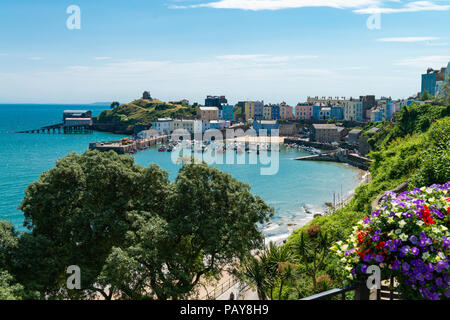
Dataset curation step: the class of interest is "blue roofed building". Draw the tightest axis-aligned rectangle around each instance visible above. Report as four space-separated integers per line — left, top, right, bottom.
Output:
253 120 279 134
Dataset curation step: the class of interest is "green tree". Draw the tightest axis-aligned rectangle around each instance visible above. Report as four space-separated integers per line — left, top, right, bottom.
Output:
99 162 273 300
421 90 431 101
16 150 168 299
290 225 330 293
0 271 24 300
240 255 270 300
110 101 120 109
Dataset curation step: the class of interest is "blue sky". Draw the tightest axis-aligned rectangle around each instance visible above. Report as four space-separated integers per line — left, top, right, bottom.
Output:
0 0 449 105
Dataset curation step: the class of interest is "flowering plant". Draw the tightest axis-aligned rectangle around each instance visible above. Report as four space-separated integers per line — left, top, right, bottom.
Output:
331 182 450 300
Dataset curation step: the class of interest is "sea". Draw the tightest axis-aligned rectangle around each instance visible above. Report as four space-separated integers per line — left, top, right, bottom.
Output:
0 104 363 243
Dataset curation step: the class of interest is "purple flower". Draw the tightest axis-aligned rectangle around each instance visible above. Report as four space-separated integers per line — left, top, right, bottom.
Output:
409 235 418 245
375 255 384 263
392 260 400 270
424 273 433 281
371 210 380 217
402 262 410 271
436 260 448 273
372 234 380 242
411 247 420 256
425 263 434 273
436 277 444 288
361 264 368 274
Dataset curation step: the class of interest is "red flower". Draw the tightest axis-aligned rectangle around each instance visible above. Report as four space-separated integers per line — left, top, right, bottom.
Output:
421 206 435 225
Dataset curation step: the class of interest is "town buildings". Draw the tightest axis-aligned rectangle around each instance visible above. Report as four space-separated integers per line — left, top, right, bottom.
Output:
295 103 313 120
421 66 447 96
198 106 219 122
253 120 279 134
310 124 347 143
152 117 173 135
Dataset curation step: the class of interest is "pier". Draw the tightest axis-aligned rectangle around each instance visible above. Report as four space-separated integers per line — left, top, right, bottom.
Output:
89 135 169 154
16 110 93 134
294 149 373 170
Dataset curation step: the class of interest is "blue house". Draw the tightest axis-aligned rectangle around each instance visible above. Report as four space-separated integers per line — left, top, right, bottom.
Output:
221 104 234 121
312 105 321 120
253 120 279 134
271 106 280 120
331 106 344 121
421 72 436 96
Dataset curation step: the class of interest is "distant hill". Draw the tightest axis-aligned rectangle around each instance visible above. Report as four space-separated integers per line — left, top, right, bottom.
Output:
93 99 198 134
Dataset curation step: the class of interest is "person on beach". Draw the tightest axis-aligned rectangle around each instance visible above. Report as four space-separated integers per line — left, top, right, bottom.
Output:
229 292 235 300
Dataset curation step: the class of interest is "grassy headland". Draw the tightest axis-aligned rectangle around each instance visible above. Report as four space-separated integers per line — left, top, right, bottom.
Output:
93 99 198 134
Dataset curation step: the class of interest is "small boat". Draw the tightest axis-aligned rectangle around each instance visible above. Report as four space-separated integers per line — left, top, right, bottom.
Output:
158 145 167 152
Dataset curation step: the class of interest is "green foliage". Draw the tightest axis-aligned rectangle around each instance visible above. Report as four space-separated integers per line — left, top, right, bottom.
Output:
363 102 450 151
0 270 24 300
95 99 198 133
412 118 450 187
8 151 272 300
289 225 330 293
421 90 431 101
110 101 120 109
281 103 450 298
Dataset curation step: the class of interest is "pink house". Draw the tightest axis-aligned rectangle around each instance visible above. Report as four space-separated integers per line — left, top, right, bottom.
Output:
295 104 313 120
280 105 294 120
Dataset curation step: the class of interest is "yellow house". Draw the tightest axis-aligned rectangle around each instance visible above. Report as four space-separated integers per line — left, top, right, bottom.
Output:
198 107 219 122
244 102 255 121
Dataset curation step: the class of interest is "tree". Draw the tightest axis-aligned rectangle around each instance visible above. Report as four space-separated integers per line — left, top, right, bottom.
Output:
240 255 270 300
0 271 23 300
99 162 274 300
17 150 168 299
421 90 431 101
110 101 120 109
290 225 330 293
14 151 272 300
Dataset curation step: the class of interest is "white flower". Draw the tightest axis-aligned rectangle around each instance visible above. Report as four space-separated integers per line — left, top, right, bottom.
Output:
422 252 430 261
395 212 402 218
395 229 402 235
441 226 448 232
398 220 406 228
399 233 408 241
416 220 424 226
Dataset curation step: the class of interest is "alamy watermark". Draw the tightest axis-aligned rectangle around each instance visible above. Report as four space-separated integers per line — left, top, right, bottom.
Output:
66 265 81 289
366 265 381 290
66 5 81 30
168 128 280 176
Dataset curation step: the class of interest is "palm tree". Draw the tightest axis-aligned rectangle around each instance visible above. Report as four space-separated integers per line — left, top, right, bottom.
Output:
241 255 270 300
290 225 330 293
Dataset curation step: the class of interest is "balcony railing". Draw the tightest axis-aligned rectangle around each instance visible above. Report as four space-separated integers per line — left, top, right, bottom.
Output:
301 276 400 300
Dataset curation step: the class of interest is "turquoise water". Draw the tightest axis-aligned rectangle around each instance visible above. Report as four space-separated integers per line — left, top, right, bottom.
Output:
0 104 362 241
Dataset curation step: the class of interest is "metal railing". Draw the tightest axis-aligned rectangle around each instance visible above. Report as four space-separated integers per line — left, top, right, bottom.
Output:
301 276 400 300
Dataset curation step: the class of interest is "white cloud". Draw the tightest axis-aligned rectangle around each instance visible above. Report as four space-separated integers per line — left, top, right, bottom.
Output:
173 0 381 10
172 0 450 15
354 1 450 14
395 55 450 67
377 36 440 42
